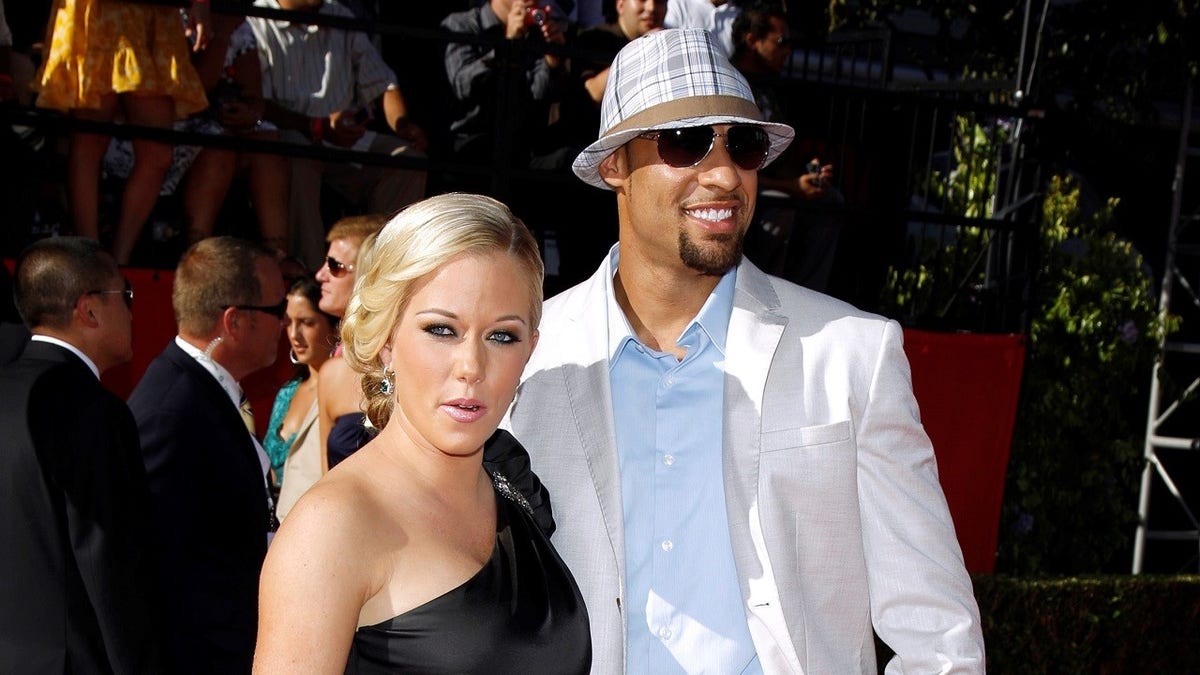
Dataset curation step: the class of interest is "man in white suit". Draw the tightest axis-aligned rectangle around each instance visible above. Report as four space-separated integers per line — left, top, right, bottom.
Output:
505 29 986 673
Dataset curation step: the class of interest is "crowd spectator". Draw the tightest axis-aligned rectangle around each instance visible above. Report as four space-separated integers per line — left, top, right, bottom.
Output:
270 276 339 521
1 237 159 673
314 214 387 471
731 1 842 290
442 0 572 175
506 29 985 672
102 12 290 257
34 0 211 264
128 236 285 673
248 0 428 270
559 0 666 152
664 0 741 56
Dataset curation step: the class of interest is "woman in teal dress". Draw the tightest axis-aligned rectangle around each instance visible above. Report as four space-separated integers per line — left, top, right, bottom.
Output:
264 276 337 520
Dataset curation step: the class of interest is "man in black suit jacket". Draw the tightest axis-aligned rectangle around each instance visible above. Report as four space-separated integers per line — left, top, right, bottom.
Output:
128 237 286 674
0 237 159 674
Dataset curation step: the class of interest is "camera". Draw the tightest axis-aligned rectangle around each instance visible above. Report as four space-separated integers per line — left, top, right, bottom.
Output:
805 160 825 188
524 5 548 27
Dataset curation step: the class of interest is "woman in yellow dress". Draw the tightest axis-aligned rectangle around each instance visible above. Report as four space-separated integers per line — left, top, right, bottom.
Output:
35 0 211 264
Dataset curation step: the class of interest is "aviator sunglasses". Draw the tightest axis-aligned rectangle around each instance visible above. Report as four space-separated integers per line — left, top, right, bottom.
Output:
324 256 356 278
638 125 771 171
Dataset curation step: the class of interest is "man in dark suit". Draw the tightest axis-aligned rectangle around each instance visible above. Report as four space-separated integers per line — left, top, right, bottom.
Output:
129 236 286 674
0 237 160 674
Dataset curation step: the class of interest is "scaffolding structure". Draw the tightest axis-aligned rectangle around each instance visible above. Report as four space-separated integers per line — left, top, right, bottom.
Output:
1133 80 1200 574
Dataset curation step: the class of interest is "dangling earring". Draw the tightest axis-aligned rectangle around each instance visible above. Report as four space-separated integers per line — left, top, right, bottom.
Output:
380 367 394 396
289 349 299 365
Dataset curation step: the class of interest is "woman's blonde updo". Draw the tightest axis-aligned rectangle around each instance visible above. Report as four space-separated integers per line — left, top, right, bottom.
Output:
339 193 544 430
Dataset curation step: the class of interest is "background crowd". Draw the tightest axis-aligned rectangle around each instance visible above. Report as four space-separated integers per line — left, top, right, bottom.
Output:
0 0 838 293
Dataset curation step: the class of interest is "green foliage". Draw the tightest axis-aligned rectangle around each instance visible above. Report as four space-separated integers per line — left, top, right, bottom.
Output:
972 575 1200 673
879 117 1003 325
879 114 1172 573
998 175 1171 574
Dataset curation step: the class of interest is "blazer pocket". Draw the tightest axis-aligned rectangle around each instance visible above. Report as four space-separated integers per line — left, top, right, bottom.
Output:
760 420 852 453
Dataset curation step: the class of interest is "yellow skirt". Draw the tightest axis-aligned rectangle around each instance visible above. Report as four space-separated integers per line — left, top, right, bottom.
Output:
35 0 208 119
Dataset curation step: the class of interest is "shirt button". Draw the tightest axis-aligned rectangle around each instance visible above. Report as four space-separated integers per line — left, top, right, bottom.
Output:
661 539 673 552
665 375 674 386
658 626 672 640
662 454 674 466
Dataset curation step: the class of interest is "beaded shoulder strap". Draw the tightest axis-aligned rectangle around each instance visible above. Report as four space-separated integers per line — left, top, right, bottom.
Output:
489 471 534 517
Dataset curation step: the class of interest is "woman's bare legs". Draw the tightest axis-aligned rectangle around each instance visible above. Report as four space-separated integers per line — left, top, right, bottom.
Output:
182 145 237 245
67 94 120 240
242 131 289 255
111 94 175 265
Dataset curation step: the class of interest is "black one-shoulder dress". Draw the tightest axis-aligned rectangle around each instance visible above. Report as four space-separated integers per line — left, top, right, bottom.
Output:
344 469 591 674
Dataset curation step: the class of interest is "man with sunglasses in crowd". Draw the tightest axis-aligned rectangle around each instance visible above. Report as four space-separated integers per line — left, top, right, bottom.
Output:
505 29 985 673
1 237 160 673
128 236 286 673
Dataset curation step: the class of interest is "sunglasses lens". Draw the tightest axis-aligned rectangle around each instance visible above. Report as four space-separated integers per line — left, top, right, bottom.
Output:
327 257 346 277
656 127 717 168
727 126 771 170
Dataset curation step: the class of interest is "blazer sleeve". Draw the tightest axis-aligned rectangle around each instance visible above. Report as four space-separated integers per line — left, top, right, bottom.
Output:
856 320 986 673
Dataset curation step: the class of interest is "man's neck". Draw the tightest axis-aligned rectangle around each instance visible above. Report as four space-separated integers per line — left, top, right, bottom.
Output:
179 333 245 383
614 258 721 358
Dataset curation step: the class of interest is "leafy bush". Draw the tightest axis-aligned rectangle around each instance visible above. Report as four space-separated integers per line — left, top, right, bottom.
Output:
880 113 1173 573
972 574 1200 674
998 175 1171 574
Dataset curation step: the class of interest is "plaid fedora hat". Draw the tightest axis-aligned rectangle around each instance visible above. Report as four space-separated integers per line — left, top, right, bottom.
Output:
572 29 795 190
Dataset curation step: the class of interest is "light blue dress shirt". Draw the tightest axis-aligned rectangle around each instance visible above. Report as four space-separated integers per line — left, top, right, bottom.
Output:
606 248 762 674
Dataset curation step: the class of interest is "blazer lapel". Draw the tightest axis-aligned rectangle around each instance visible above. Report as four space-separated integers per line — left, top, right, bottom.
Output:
562 266 626 582
722 261 805 673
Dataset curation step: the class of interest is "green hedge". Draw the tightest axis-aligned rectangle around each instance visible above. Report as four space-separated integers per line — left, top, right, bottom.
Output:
974 575 1200 674
876 575 1199 672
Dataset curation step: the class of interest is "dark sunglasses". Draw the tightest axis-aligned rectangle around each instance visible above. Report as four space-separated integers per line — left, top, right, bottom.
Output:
87 281 134 309
223 299 288 320
324 256 355 278
638 125 771 171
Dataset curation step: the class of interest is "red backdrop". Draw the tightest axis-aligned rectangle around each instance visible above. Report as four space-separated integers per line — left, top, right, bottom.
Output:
94 270 1023 574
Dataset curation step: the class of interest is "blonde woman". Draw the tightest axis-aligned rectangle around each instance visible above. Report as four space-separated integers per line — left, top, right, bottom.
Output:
254 194 589 673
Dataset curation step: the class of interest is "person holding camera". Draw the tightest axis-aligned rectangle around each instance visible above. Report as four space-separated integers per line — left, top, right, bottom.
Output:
731 1 843 291
441 0 573 175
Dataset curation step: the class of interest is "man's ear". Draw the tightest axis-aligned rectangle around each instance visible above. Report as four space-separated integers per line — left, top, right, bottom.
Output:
599 148 628 190
75 294 100 328
219 307 240 339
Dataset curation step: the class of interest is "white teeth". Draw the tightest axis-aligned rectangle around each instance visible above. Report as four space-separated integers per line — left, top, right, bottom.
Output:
689 207 733 221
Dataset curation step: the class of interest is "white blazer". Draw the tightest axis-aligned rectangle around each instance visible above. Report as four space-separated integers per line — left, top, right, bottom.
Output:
505 257 985 674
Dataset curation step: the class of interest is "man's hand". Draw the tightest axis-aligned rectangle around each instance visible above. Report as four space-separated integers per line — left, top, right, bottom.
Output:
186 0 212 52
799 159 834 199
505 0 535 40
325 110 367 147
392 118 428 154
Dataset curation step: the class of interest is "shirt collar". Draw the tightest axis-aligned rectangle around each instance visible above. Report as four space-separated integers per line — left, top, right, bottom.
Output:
605 244 737 365
258 0 323 33
30 335 99 379
175 335 243 409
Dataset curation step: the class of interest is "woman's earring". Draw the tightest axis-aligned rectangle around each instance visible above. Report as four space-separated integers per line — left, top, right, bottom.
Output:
289 349 299 365
380 367 394 396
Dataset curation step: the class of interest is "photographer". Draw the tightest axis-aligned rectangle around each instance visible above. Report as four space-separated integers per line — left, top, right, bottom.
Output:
441 0 573 175
731 1 843 291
